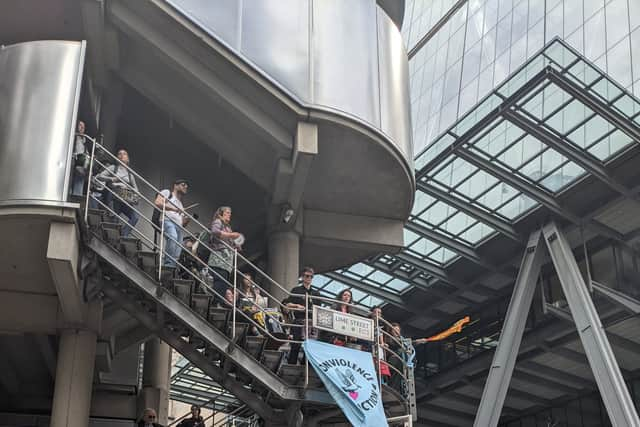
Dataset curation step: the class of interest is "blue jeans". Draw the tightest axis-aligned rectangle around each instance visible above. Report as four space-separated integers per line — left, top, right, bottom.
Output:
71 172 85 196
113 200 139 237
162 219 183 267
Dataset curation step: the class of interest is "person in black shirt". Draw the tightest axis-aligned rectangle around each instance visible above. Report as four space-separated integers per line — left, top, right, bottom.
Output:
283 266 320 364
176 405 204 427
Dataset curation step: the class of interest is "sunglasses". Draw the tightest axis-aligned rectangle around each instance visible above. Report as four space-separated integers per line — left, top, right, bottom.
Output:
303 273 314 278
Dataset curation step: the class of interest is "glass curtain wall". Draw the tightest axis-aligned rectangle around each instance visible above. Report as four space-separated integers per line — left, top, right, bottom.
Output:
404 0 640 155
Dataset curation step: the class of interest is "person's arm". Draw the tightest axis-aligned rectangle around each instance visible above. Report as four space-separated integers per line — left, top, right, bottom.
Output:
129 173 139 192
211 219 240 240
154 190 181 213
283 292 304 310
95 165 115 182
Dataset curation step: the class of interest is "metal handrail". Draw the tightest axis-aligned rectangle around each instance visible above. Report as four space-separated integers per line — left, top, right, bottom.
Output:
79 140 414 406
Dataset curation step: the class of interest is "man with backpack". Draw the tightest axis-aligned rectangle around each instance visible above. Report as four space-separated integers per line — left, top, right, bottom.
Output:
94 148 139 237
154 179 190 268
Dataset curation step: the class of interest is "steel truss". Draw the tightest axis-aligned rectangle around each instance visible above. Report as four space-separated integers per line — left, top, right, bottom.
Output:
473 222 640 427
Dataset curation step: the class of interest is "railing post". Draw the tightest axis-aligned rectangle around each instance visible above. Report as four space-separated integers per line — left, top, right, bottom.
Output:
232 248 238 340
304 291 309 387
158 199 166 282
83 135 97 222
375 315 383 393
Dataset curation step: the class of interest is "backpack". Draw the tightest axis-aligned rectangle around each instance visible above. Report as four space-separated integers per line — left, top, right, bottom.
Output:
152 207 161 231
195 230 211 262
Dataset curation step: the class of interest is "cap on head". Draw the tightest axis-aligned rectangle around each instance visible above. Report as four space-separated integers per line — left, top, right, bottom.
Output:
173 178 188 186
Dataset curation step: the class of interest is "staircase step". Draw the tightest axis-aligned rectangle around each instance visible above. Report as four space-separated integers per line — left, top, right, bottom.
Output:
228 322 249 343
244 336 266 360
120 237 141 258
279 364 306 386
87 209 104 228
208 307 230 331
138 251 158 275
101 222 122 246
262 350 284 373
191 293 211 318
173 279 194 305
204 344 222 362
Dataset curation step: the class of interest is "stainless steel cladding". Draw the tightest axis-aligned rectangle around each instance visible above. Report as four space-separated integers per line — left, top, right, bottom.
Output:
0 40 85 205
166 0 413 166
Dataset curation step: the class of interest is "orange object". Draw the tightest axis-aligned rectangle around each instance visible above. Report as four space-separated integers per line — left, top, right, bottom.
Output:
418 316 470 343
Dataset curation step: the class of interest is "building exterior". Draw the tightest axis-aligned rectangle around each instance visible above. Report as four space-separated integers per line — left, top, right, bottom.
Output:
3 0 640 426
0 0 414 426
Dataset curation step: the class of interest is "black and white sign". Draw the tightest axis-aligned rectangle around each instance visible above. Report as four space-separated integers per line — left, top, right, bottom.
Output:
313 306 374 341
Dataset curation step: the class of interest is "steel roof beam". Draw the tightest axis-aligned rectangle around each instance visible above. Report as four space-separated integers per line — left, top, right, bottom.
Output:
323 271 404 306
404 221 497 271
455 148 626 243
394 252 465 288
503 109 636 199
547 67 640 144
417 181 524 243
416 66 550 178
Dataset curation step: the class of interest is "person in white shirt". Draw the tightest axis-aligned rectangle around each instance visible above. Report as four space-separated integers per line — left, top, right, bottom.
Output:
95 149 139 237
154 179 190 268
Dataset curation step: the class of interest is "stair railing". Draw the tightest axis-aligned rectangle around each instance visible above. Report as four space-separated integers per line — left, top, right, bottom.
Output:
80 140 308 344
79 139 412 402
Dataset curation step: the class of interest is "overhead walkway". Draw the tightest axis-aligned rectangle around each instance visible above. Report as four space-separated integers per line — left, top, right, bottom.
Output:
78 141 414 425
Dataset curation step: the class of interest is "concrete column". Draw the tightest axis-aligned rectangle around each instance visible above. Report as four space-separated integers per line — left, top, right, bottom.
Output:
50 329 98 427
140 338 172 425
267 230 300 304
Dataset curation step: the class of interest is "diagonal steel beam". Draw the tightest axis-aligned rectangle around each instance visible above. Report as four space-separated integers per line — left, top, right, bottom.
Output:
416 66 550 178
503 109 636 198
546 67 640 144
322 272 403 306
404 221 497 271
543 221 640 426
473 231 545 427
417 181 524 243
393 252 465 288
455 147 626 243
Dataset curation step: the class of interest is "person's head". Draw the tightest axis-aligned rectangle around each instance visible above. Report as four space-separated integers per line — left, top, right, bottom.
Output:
339 288 352 304
242 271 253 288
301 266 314 287
141 408 157 424
215 206 232 224
390 322 401 337
190 405 200 418
77 120 85 134
116 148 129 165
224 288 235 304
183 236 194 250
173 179 189 196
371 306 382 319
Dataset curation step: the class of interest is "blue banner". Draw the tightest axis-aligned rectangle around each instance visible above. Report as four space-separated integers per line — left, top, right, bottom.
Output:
304 340 389 427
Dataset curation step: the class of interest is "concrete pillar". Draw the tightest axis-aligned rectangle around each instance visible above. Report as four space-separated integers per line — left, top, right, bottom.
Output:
50 329 98 427
268 230 300 304
140 338 172 425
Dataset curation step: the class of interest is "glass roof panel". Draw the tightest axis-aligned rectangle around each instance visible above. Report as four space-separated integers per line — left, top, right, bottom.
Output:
330 39 640 310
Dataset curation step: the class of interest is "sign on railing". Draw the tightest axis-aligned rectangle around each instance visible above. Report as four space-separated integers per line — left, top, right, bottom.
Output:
312 306 374 341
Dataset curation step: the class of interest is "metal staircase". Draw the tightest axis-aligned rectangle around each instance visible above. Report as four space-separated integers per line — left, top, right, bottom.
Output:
77 139 412 425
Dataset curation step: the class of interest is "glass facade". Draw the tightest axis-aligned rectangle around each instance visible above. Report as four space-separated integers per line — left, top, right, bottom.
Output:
326 0 640 304
404 0 640 155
